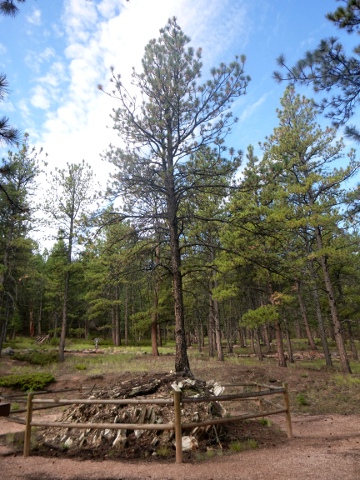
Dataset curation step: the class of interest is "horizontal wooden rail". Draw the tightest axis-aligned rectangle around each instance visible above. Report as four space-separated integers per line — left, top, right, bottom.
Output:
23 383 292 463
32 397 173 406
181 408 287 429
181 388 285 403
29 420 175 431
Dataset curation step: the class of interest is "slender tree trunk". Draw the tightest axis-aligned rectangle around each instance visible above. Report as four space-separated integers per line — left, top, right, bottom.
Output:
249 329 255 354
29 300 35 337
274 318 287 367
208 295 215 358
213 296 223 361
263 324 271 353
59 269 69 362
195 310 203 352
112 285 121 347
309 260 332 366
255 328 263 361
151 245 160 356
294 314 302 339
296 281 317 350
37 295 42 336
124 285 129 346
347 321 359 361
239 327 246 348
315 227 351 374
268 282 286 367
284 318 294 363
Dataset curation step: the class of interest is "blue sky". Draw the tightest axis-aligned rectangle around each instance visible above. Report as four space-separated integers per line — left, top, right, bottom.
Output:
0 0 358 197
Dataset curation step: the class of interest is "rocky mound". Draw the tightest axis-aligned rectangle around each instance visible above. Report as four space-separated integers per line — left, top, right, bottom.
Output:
37 372 231 460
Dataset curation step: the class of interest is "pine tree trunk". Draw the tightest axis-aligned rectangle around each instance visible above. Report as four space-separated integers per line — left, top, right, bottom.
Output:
284 318 294 363
250 329 255 354
309 260 332 366
315 227 351 373
168 217 190 374
213 297 224 361
208 296 215 358
151 246 160 356
263 324 271 353
296 281 317 350
274 318 287 367
37 297 42 336
124 286 129 346
347 321 359 361
255 328 263 361
59 270 69 362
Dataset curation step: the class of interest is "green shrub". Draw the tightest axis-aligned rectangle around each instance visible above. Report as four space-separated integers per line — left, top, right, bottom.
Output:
75 363 87 371
258 418 271 426
13 350 58 366
50 337 60 346
69 328 85 338
296 393 309 406
0 373 55 391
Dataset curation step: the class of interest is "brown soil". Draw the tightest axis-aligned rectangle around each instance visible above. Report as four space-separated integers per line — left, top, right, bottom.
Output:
0 353 360 479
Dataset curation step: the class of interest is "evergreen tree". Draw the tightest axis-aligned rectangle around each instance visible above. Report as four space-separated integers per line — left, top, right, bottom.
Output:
260 86 359 373
274 0 360 140
43 161 98 361
103 17 249 374
0 134 41 353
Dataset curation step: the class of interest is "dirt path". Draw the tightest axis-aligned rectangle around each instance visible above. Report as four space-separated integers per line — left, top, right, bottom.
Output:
1 414 359 480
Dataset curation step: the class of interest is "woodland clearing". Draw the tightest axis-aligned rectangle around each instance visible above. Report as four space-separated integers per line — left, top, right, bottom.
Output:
0 342 359 479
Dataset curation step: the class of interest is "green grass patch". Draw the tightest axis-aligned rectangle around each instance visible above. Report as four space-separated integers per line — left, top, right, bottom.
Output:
155 445 172 458
13 350 58 366
229 439 258 452
333 374 360 386
258 418 271 426
74 363 87 371
0 372 55 391
296 393 309 406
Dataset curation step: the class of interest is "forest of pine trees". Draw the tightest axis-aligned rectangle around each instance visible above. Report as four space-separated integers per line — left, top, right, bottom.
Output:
0 16 360 375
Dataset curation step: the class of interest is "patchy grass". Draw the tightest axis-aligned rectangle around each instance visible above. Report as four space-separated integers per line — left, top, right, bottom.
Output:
229 439 258 452
13 350 58 366
1 336 360 417
0 372 55 391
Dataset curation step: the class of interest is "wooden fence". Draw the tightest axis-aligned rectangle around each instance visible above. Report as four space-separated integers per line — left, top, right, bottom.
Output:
21 382 292 464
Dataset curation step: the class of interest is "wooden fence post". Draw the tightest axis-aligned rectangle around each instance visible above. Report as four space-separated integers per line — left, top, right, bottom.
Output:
282 383 293 438
257 384 264 418
173 391 182 464
24 392 34 457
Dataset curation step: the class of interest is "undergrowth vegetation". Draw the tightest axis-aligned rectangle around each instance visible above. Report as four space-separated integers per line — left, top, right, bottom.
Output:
1 336 360 416
0 372 55 391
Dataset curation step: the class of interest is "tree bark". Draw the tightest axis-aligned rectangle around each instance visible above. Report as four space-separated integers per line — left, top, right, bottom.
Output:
295 281 317 350
309 260 332 366
315 226 351 374
59 269 69 362
167 201 190 373
255 328 263 361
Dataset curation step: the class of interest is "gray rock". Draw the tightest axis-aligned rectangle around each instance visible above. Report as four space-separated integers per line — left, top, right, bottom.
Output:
3 347 14 356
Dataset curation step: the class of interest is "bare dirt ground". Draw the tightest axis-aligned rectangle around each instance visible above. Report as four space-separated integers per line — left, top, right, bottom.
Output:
0 353 360 479
1 413 359 480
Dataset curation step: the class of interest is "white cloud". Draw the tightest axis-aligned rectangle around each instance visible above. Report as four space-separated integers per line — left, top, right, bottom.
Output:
30 85 50 109
26 8 42 26
25 47 56 73
39 61 66 88
30 0 252 209
1 99 15 113
239 94 268 123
